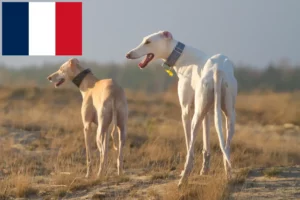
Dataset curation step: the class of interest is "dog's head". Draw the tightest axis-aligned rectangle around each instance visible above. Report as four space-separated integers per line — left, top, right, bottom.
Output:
47 58 82 87
126 31 173 68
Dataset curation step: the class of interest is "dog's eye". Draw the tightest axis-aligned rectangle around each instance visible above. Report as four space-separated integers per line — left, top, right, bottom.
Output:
145 40 151 44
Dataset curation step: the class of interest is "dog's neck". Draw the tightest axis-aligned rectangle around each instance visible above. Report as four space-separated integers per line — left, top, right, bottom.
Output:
73 69 98 98
162 39 209 79
72 69 92 87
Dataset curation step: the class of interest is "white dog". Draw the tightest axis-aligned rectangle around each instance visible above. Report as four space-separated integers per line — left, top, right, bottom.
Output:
47 58 128 178
126 31 237 186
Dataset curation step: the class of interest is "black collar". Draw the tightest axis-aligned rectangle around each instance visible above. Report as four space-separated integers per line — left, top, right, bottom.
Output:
162 42 185 68
72 68 91 87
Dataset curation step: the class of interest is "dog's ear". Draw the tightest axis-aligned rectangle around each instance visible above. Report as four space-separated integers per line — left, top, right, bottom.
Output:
69 58 79 65
68 58 79 72
161 31 173 40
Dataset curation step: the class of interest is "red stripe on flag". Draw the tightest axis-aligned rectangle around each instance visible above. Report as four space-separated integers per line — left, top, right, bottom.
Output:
55 2 82 55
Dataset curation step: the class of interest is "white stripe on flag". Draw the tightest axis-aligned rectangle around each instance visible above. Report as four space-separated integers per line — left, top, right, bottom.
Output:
29 2 55 56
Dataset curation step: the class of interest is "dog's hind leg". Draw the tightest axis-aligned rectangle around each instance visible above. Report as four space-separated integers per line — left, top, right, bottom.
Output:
200 114 211 175
83 122 93 178
96 109 112 177
116 108 127 175
222 93 236 179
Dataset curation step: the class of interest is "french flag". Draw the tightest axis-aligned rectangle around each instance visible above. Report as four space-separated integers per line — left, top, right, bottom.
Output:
2 2 82 56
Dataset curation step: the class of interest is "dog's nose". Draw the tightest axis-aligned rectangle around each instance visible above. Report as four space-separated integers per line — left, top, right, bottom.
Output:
126 53 131 59
47 76 52 81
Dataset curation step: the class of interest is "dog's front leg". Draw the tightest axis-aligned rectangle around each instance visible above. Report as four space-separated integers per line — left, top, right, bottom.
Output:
178 81 194 153
83 123 92 178
179 110 204 187
178 84 212 187
178 81 194 177
180 105 191 153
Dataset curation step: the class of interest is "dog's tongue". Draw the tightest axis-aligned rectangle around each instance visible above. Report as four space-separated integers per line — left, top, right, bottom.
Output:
138 54 152 68
138 57 148 68
55 79 65 87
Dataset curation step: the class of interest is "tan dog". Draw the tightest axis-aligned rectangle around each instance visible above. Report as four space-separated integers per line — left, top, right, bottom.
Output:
47 58 128 178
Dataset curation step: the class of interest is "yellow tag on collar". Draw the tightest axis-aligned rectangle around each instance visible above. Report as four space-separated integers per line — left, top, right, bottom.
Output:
165 69 174 77
162 63 174 77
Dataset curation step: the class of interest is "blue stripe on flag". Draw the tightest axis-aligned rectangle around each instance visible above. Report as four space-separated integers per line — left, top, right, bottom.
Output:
2 2 29 56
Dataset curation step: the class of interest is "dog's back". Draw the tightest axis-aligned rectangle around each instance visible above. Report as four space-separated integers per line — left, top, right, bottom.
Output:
200 54 237 91
91 79 127 124
93 79 127 110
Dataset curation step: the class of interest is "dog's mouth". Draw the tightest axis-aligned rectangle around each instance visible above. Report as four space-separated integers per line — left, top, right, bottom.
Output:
55 78 65 87
138 53 154 68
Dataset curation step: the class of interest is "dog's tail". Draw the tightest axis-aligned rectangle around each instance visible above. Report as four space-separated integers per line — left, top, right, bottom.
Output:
110 98 118 151
213 65 231 168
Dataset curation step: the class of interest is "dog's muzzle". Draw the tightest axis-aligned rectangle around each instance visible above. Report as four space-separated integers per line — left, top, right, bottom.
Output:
126 52 131 59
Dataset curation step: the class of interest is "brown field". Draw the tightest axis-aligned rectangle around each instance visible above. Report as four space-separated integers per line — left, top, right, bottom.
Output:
0 86 300 200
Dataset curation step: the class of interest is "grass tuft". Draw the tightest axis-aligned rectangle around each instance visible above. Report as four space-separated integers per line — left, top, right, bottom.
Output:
263 167 282 177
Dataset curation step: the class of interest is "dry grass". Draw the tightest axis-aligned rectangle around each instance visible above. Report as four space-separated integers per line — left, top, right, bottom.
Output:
150 172 171 181
0 174 38 198
263 167 282 177
14 175 38 198
236 91 300 125
228 167 250 187
0 86 300 199
161 176 229 200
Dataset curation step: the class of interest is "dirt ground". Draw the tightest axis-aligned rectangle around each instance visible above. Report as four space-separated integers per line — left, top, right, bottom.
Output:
231 166 300 200
1 125 300 200
64 166 300 200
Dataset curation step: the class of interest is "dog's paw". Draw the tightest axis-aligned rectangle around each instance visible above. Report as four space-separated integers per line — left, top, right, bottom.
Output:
178 182 183 189
179 169 186 177
117 170 124 176
226 172 232 180
200 168 209 175
113 146 118 151
178 178 188 189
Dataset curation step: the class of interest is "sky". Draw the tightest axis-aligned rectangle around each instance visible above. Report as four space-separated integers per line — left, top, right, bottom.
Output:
0 0 300 68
